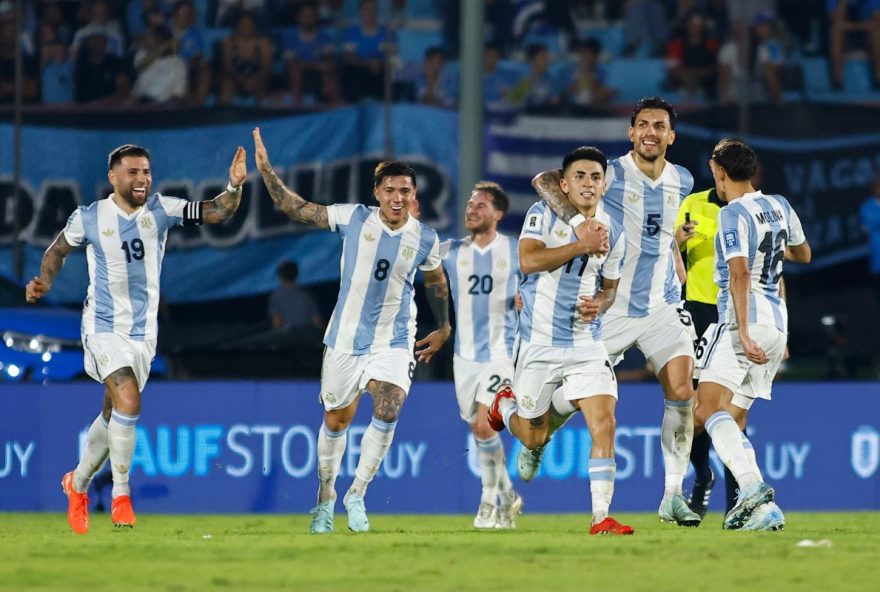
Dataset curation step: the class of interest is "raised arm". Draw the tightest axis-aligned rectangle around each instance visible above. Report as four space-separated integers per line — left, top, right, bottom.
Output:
25 231 77 303
414 264 451 363
202 146 247 224
531 170 608 255
253 127 329 229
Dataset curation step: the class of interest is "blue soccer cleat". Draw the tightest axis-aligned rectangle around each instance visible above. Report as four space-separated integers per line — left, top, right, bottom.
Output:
309 500 335 534
343 492 370 532
743 501 785 531
724 482 775 530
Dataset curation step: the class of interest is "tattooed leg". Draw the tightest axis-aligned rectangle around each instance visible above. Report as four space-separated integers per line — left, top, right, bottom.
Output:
103 367 141 498
348 380 406 496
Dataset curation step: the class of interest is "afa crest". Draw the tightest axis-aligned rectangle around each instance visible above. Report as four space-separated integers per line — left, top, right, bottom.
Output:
402 246 416 261
495 258 508 271
139 217 154 231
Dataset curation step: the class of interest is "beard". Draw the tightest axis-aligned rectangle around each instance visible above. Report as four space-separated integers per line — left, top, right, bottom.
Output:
635 145 661 162
118 185 148 209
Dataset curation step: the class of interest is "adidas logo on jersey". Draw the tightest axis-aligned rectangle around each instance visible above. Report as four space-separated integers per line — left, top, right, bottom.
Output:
364 233 377 242
554 229 568 238
102 229 115 237
627 192 640 203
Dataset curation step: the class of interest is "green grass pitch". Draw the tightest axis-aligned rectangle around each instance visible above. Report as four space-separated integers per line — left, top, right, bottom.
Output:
1 512 878 591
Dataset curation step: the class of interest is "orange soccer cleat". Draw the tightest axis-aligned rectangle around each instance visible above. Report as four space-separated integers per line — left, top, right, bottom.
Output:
487 385 515 432
111 495 136 528
61 471 89 535
589 516 635 535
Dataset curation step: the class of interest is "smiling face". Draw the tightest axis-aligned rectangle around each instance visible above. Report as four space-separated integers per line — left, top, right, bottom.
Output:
464 191 502 234
628 108 675 163
109 155 151 210
560 158 605 213
374 175 415 227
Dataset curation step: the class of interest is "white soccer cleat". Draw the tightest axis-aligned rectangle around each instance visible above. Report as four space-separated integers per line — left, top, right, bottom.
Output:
658 492 702 527
473 502 498 529
517 445 546 482
743 501 785 531
496 491 523 529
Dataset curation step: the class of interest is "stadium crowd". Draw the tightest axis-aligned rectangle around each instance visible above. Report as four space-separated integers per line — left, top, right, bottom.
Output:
1 0 876 110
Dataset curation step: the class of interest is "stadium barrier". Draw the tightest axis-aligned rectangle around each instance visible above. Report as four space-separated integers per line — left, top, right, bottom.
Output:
1 381 878 513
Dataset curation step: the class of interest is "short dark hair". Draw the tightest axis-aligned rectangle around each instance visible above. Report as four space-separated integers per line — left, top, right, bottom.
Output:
472 181 509 214
277 260 299 282
631 96 678 129
108 144 150 170
711 138 758 181
526 43 548 61
374 161 417 188
562 146 607 174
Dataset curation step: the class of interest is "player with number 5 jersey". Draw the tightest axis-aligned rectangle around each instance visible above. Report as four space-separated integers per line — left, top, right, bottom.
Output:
693 138 811 531
441 181 523 529
252 128 451 535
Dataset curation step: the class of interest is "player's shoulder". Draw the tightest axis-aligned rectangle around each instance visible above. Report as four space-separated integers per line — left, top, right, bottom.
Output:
413 217 439 242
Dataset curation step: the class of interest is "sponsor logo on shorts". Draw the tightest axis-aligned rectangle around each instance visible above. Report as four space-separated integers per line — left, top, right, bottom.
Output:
724 230 739 249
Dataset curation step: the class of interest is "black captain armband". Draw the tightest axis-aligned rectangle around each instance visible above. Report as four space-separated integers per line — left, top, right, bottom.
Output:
182 201 203 226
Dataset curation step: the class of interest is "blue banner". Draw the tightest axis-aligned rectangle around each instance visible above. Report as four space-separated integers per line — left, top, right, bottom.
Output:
0 105 458 304
1 381 878 513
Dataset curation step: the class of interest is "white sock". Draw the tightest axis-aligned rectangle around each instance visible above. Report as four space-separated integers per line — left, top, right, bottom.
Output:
73 413 110 493
742 432 763 481
661 399 694 495
706 411 760 487
588 458 615 523
349 417 397 498
316 422 348 503
475 435 502 504
108 409 138 498
500 400 518 436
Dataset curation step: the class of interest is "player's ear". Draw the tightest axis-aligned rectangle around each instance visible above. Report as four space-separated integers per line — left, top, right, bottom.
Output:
107 169 116 186
667 129 676 145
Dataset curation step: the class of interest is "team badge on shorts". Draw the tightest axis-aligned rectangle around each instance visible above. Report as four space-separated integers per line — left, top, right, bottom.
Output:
98 354 110 366
520 396 536 411
724 230 739 249
323 392 337 404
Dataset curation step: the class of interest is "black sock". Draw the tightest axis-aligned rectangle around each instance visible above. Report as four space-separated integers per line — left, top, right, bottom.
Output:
690 431 713 485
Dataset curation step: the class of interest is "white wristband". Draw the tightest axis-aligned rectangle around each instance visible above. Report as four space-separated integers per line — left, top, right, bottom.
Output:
226 181 242 193
570 213 587 228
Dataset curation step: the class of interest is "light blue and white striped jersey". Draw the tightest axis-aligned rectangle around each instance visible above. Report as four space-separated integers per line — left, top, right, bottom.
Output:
518 201 626 347
63 193 192 340
441 233 520 362
324 204 441 355
603 152 694 317
715 191 806 333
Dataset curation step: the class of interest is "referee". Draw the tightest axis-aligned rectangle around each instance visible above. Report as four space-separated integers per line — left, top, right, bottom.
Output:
674 186 735 520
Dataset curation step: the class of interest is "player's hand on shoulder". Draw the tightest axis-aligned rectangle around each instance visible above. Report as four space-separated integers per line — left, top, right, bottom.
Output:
252 127 273 174
513 292 524 312
25 277 48 304
229 145 247 188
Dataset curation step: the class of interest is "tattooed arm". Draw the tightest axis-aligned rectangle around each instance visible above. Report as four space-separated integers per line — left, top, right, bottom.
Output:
414 265 451 363
531 170 609 255
25 231 77 303
202 146 247 224
253 127 330 229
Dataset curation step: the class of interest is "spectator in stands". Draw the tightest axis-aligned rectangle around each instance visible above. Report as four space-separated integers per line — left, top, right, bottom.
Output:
170 0 211 106
414 46 456 107
665 9 720 99
216 0 266 27
0 10 39 104
270 261 323 332
40 0 73 46
622 0 669 57
483 43 517 110
132 25 187 104
281 0 339 106
565 37 614 109
39 24 74 104
861 174 880 312
73 31 131 105
341 0 396 102
127 0 170 47
71 0 124 58
218 10 273 105
829 0 880 90
507 42 561 112
718 11 787 104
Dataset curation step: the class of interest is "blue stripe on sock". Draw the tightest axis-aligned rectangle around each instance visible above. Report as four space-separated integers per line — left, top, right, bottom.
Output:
665 399 693 408
322 423 348 438
588 458 616 482
110 410 139 426
370 417 397 433
705 411 734 435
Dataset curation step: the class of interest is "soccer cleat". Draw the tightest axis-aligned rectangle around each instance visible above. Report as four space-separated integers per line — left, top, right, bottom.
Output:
517 445 546 482
487 385 515 432
111 495 136 528
309 500 335 534
473 502 498 529
723 482 775 530
743 501 785 531
61 471 89 535
687 471 715 519
658 492 702 527
589 516 635 535
496 491 523 530
343 492 370 533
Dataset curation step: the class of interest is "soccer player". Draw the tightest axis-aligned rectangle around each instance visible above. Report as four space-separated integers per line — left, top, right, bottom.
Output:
252 128 451 534
531 97 701 527
25 143 247 534
694 138 810 530
488 146 633 535
441 181 523 529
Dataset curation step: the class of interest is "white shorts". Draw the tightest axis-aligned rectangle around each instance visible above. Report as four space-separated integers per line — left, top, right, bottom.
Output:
453 355 514 423
697 323 787 407
603 303 696 372
513 342 617 420
319 346 415 411
83 333 157 392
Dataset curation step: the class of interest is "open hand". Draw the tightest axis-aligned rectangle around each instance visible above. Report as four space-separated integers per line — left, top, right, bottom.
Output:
252 127 272 174
228 146 247 187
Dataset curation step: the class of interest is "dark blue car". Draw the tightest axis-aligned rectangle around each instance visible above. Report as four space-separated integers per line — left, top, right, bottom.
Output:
0 273 167 383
